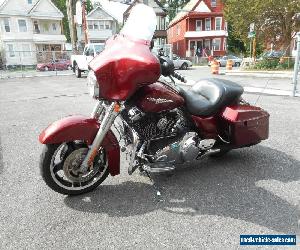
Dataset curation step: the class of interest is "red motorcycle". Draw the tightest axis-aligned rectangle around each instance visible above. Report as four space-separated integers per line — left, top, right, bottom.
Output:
39 5 269 195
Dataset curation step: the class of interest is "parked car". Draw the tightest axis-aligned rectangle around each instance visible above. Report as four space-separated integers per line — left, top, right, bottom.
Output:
71 43 105 78
258 51 284 60
37 59 71 71
172 54 193 70
208 55 242 67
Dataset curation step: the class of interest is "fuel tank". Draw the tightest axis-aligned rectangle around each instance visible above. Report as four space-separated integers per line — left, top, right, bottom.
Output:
134 81 184 113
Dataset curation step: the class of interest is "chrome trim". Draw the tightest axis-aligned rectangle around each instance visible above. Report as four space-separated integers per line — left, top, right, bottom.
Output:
80 102 119 172
91 101 105 119
127 128 140 175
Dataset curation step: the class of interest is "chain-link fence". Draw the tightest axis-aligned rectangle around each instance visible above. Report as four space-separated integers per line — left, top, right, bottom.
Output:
0 50 76 79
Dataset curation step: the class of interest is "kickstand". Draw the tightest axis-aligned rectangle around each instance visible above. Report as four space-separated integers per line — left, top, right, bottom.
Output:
144 170 163 202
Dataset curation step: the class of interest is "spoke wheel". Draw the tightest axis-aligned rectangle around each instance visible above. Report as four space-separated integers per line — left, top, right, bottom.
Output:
40 142 109 195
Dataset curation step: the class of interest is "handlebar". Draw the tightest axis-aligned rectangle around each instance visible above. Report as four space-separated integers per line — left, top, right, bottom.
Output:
172 71 187 83
158 55 187 83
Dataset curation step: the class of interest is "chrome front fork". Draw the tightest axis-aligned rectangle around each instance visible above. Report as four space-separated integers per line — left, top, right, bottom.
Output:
80 101 121 172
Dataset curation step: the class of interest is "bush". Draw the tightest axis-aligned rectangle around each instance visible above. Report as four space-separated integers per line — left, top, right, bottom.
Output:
254 58 279 69
276 58 295 69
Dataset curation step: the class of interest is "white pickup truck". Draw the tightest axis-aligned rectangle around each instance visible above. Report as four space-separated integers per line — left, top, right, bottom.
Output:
71 43 105 78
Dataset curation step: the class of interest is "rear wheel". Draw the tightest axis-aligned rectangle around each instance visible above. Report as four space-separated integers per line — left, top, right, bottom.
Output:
75 64 82 78
40 142 109 195
44 66 49 71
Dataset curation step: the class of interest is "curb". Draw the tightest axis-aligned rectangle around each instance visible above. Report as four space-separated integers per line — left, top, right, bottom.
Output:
225 71 294 79
180 81 299 97
0 72 74 79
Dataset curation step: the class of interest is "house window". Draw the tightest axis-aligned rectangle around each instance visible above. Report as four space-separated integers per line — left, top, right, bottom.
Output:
33 21 40 33
7 44 15 57
157 16 165 30
99 21 104 30
52 23 57 31
22 44 31 57
18 20 27 32
105 21 110 30
213 38 221 50
211 0 217 7
43 23 49 32
94 21 99 30
215 17 222 31
4 18 10 32
27 0 33 4
204 39 210 49
177 25 180 35
196 20 202 31
88 21 93 30
205 18 211 31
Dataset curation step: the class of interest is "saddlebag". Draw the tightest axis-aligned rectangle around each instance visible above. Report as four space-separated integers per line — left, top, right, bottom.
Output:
221 105 269 147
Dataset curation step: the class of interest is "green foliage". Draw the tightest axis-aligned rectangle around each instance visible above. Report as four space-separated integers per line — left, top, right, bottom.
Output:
254 58 279 69
52 0 93 43
52 0 70 42
160 0 190 21
223 0 300 55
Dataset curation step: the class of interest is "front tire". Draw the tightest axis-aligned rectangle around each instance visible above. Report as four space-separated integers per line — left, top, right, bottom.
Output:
40 143 109 195
75 64 82 78
181 63 188 70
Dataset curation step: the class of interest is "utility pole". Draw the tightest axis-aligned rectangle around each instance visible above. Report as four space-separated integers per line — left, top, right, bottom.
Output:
66 0 77 51
252 37 256 60
82 0 88 45
292 32 300 97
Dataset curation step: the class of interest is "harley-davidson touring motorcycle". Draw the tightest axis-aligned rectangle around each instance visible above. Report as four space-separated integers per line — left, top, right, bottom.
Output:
39 4 269 195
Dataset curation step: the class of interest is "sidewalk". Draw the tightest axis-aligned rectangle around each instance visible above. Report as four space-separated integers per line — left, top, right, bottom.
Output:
0 70 73 79
225 69 294 79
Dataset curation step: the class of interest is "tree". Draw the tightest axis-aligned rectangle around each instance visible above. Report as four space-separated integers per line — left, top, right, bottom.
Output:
52 0 93 45
223 0 300 55
52 0 71 42
159 0 190 22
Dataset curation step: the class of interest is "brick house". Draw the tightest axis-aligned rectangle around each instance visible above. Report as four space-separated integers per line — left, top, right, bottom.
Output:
167 0 228 58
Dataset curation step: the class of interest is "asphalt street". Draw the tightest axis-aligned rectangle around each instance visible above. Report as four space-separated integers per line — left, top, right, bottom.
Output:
0 70 299 249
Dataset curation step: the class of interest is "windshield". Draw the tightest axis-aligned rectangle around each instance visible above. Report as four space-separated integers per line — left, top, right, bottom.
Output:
120 4 157 41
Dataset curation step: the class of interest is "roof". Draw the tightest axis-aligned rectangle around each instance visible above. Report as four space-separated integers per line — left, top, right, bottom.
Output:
169 0 213 27
87 5 117 21
123 0 166 17
92 0 129 23
0 0 63 18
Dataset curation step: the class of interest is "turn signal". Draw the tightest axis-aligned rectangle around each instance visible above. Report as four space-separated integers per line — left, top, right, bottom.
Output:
114 103 121 112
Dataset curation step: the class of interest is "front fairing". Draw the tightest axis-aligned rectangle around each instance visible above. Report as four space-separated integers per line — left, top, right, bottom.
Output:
89 35 160 101
89 4 161 101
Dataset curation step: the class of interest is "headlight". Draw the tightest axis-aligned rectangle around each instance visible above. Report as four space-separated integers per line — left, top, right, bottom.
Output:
87 71 100 99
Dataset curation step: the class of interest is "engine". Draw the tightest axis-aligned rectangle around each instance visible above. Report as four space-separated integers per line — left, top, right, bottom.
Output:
121 106 216 169
123 107 188 140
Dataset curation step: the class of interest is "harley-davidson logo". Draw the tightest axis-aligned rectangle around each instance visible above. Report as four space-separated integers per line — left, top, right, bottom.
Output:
146 97 173 104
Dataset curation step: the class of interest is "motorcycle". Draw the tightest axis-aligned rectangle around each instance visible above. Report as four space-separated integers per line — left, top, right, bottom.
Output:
39 4 269 195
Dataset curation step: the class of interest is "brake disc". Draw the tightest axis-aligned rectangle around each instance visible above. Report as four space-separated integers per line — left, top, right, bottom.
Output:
63 148 100 183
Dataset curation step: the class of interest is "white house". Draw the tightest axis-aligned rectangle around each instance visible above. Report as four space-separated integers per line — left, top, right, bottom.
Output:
91 0 129 24
0 0 67 67
76 5 119 46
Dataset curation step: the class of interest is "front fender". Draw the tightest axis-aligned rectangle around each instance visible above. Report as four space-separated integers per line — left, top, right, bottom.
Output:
39 115 120 176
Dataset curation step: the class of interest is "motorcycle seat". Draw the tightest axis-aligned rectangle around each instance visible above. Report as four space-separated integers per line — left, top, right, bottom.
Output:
179 79 244 116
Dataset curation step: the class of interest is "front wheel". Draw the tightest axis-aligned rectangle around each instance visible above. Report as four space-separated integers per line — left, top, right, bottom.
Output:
40 142 109 195
181 63 188 70
75 64 82 78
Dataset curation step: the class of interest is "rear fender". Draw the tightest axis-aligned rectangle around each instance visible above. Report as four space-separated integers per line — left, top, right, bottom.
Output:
39 115 120 176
